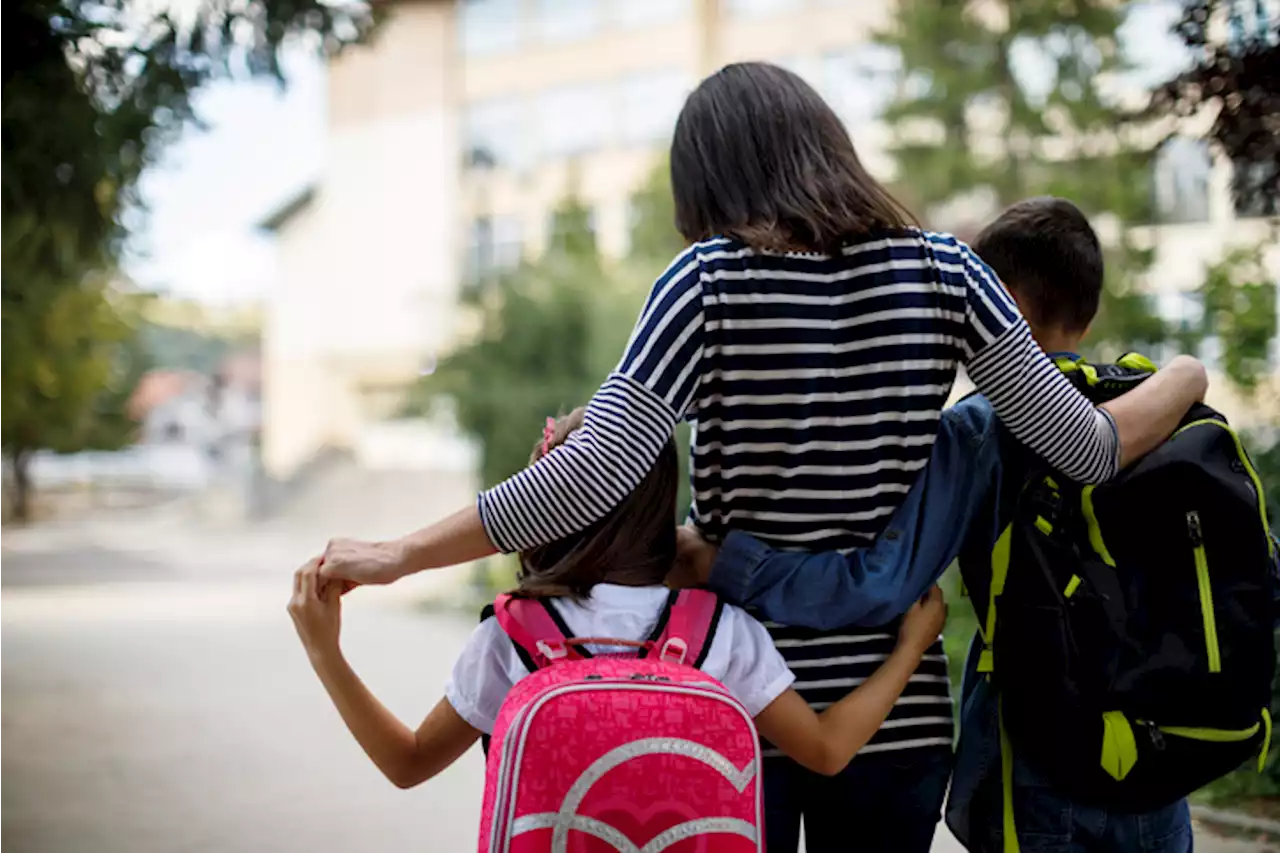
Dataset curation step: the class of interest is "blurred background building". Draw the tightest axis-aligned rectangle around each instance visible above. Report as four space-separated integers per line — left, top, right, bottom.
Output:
254 0 1278 490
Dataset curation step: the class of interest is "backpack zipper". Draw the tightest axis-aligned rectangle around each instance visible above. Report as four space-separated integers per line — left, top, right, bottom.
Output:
1158 721 1260 742
1186 511 1222 672
1173 419 1274 559
1137 710 1273 773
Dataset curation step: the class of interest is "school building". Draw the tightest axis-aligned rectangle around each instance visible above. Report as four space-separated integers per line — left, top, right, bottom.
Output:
257 0 1279 480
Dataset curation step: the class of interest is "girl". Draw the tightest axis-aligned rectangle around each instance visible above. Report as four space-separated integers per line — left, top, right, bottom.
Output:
319 63 1205 851
289 409 946 799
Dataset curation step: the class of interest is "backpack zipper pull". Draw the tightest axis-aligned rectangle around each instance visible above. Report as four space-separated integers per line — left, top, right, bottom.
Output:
1144 721 1166 750
1186 511 1203 547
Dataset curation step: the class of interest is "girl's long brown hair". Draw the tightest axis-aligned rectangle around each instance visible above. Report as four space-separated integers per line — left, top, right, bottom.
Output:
514 408 679 599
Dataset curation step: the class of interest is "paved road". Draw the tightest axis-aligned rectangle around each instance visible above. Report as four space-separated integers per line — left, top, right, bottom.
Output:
1 526 1263 853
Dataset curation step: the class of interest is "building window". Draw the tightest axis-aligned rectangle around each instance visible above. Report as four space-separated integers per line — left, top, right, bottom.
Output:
465 98 530 171
537 0 602 44
725 0 801 17
615 0 689 28
467 216 523 283
1233 157 1279 219
461 0 522 56
1153 137 1212 224
619 72 688 145
540 85 610 157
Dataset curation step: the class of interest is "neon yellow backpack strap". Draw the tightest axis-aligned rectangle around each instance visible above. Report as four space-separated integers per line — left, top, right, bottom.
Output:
978 523 1014 674
999 699 1020 853
1100 711 1139 781
1116 352 1158 373
1260 708 1273 773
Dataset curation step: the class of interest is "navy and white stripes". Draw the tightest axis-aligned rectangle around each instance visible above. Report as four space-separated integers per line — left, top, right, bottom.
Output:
478 229 1122 754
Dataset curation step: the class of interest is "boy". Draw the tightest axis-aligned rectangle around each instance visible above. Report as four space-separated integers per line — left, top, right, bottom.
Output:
676 197 1205 852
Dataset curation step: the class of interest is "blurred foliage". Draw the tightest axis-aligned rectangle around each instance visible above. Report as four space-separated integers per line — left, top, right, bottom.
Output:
1147 0 1279 216
408 198 638 490
1 0 374 519
139 321 239 376
1 284 150 519
407 166 694 536
877 0 1164 356
1188 242 1277 394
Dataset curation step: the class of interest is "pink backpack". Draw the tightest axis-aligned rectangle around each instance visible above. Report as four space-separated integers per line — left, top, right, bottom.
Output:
477 589 764 853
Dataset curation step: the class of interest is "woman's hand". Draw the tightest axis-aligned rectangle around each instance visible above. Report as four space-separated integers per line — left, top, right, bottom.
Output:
897 585 946 656
288 557 342 661
320 538 411 586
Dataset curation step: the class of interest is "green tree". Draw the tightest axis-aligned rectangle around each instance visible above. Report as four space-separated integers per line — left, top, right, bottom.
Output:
2 0 373 518
413 198 637 490
1148 0 1279 216
1 284 149 519
877 0 1163 354
407 166 692 575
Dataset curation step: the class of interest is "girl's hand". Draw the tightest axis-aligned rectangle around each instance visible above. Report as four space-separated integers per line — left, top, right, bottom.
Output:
320 538 411 586
897 585 946 656
288 557 342 660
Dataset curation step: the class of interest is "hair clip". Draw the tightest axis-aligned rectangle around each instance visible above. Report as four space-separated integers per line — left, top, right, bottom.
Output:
541 417 557 457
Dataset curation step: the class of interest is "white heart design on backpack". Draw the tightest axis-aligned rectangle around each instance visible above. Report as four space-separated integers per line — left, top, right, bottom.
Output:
508 737 759 853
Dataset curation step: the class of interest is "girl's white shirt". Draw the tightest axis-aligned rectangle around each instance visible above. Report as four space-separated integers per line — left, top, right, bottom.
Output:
444 583 795 734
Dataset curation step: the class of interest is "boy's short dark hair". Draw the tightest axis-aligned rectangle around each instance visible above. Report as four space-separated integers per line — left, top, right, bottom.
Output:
971 197 1103 333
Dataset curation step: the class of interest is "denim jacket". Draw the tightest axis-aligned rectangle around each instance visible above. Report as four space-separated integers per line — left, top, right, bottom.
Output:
706 392 1005 630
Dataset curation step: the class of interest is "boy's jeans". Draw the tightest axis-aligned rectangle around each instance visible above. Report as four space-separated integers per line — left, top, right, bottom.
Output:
963 755 1193 853
949 650 1193 853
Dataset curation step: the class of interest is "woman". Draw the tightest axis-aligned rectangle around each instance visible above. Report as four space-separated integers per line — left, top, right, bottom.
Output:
319 63 1205 852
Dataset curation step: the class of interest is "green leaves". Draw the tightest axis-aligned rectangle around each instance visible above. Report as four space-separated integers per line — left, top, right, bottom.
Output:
407 169 694 516
1194 242 1278 393
877 0 1160 353
2 0 374 516
1147 0 1280 216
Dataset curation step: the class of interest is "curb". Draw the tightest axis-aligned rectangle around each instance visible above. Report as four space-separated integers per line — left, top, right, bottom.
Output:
1192 805 1280 837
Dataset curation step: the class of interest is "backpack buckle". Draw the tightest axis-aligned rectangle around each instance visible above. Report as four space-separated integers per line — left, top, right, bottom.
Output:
536 640 569 660
659 637 689 665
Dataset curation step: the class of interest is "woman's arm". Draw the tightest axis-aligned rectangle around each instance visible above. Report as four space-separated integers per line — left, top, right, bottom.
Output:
288 559 481 787
320 246 707 586
754 587 947 776
1100 355 1207 469
945 236 1204 482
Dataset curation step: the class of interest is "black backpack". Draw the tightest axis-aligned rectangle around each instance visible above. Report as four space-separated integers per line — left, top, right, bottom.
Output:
958 353 1277 813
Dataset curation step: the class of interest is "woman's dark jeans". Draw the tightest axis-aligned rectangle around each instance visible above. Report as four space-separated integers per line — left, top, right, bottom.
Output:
763 746 953 853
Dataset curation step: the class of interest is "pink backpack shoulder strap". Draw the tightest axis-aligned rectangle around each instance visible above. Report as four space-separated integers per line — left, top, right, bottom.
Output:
653 589 724 669
493 594 584 670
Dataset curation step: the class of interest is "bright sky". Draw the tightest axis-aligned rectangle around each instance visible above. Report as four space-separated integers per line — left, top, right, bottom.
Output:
127 49 325 304
126 2 1189 306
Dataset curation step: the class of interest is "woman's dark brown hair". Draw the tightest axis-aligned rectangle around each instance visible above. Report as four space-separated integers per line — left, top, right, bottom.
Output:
670 61 917 254
515 408 679 599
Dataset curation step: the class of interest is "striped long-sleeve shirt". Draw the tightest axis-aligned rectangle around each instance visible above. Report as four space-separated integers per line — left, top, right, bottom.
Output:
478 230 1120 754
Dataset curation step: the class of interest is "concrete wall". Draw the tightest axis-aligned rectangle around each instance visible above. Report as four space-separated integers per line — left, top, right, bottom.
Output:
263 0 460 478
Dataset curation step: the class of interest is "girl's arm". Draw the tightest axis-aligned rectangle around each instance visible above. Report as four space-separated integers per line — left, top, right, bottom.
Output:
942 234 1205 483
753 586 946 776
289 559 481 787
320 245 707 586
